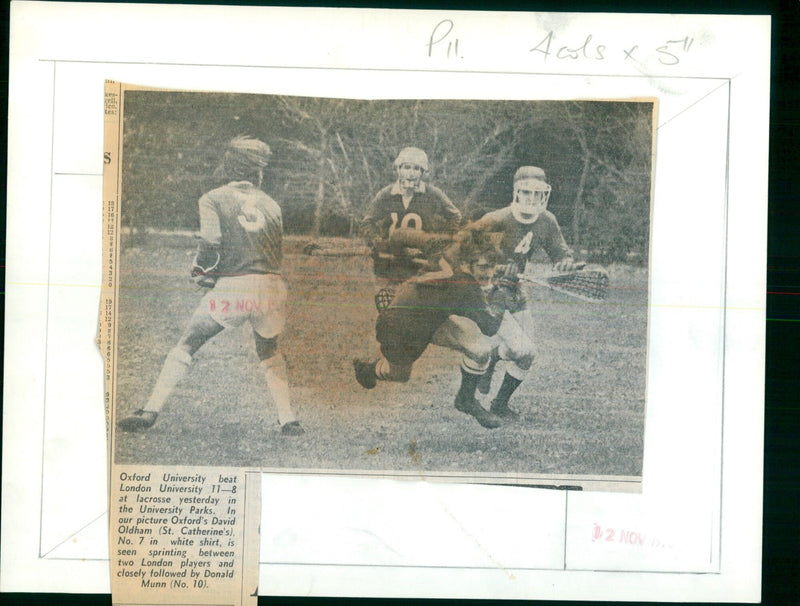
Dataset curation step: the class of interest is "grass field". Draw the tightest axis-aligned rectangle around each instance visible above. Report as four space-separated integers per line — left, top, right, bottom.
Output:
114 237 648 483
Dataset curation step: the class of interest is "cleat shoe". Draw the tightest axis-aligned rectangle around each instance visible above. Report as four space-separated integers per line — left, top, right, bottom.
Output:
489 399 521 421
353 358 378 389
454 395 502 429
117 409 158 432
280 421 305 436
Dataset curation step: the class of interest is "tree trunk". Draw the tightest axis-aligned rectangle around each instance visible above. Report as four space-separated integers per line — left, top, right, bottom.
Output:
311 131 327 238
572 152 591 249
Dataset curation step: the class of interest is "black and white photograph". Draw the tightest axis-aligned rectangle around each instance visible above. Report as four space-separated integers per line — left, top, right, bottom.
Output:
4 3 771 601
110 88 654 488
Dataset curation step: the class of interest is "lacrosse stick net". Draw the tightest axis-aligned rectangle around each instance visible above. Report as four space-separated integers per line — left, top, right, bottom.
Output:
523 265 610 302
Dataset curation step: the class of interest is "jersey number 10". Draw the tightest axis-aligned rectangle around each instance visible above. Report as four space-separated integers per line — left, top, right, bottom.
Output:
389 212 423 234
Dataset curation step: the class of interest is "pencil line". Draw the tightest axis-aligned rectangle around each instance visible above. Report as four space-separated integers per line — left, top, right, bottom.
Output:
37 58 731 84
38 61 58 558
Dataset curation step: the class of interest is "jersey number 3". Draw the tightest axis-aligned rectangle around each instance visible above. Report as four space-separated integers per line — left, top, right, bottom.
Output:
514 231 534 255
389 212 423 234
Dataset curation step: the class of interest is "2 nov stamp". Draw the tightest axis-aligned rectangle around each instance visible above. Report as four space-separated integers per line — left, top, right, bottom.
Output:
209 299 261 313
592 523 672 549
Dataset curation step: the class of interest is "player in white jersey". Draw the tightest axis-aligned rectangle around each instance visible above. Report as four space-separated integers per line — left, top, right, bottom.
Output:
117 136 304 436
451 166 577 420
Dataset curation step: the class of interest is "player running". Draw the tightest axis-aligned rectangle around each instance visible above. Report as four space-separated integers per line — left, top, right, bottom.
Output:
454 166 577 421
353 231 509 429
117 136 304 436
361 147 462 287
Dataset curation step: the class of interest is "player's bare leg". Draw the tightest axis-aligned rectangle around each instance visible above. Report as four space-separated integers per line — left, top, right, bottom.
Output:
490 308 536 420
255 332 304 436
117 310 223 431
432 316 502 429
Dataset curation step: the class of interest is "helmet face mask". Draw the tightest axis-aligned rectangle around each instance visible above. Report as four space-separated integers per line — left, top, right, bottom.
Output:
511 178 551 224
393 147 429 191
397 162 424 190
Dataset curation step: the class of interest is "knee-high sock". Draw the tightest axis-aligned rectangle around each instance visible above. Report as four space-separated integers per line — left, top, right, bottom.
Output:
261 354 296 425
457 357 489 401
494 372 523 406
144 348 192 413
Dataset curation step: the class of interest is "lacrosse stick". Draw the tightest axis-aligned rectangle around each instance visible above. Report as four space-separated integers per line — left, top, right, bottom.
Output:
303 241 372 257
522 263 610 302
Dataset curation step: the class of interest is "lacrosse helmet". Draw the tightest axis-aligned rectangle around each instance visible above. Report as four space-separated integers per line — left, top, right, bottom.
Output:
511 166 551 224
222 136 272 183
394 147 429 190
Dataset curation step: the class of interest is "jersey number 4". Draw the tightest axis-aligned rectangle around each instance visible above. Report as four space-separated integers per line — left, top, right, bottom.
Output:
514 231 534 255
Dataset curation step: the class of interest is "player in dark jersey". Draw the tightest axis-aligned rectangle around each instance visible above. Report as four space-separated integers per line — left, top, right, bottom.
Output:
454 166 577 420
353 231 507 429
117 136 304 436
361 147 462 284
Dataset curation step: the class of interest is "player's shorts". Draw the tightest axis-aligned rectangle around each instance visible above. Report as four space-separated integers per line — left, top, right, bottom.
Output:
198 273 287 338
376 307 448 366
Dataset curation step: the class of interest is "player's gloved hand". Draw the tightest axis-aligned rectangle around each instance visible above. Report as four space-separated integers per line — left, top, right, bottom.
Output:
553 259 585 273
487 284 516 315
492 260 521 287
191 248 220 289
488 277 526 314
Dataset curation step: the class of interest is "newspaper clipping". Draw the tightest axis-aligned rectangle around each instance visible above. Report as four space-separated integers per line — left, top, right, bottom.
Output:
102 79 655 597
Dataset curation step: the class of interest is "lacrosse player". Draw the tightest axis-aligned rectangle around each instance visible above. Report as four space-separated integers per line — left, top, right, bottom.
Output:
117 136 304 436
361 147 462 285
353 231 509 429
454 166 577 420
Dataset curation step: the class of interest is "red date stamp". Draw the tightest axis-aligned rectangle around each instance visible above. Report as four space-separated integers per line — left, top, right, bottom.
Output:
592 523 671 548
209 299 261 313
